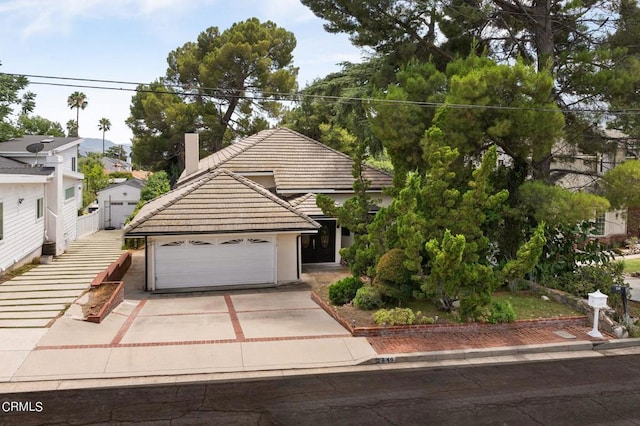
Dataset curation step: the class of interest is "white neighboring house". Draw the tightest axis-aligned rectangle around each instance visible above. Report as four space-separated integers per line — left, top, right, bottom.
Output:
97 178 143 229
552 129 633 244
0 136 84 271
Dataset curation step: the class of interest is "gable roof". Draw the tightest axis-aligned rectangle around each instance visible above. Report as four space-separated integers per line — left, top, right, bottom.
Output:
0 135 82 155
124 169 320 236
288 193 325 217
177 128 393 192
98 178 145 194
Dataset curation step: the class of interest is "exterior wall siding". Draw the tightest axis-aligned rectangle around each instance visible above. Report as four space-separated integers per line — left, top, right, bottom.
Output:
0 184 46 271
63 182 78 245
276 233 298 282
60 147 78 173
97 184 141 229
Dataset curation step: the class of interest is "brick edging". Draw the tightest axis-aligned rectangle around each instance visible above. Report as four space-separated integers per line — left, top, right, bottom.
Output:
86 281 124 324
310 290 589 337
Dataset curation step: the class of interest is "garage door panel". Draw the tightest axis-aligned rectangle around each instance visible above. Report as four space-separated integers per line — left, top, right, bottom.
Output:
154 237 275 289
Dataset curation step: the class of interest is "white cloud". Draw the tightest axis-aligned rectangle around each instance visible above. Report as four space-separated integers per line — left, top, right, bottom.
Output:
256 0 316 24
0 0 211 39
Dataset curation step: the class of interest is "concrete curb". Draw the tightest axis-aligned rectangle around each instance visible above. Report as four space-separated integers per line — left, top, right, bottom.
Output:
592 337 640 350
363 340 596 365
3 339 640 395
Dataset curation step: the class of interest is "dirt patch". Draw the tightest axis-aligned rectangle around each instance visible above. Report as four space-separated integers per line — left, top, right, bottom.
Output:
81 283 121 318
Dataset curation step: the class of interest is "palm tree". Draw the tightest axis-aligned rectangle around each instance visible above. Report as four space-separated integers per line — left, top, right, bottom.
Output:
66 91 88 135
98 118 111 154
66 119 78 137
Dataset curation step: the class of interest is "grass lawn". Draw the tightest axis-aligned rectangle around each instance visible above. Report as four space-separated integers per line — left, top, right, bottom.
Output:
319 289 582 327
623 258 640 274
306 271 582 327
492 293 581 320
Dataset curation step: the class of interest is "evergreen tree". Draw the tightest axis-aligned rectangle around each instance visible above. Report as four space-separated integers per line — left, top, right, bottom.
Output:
128 19 298 180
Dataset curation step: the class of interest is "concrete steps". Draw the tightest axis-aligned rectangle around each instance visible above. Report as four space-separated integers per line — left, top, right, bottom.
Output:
0 230 125 328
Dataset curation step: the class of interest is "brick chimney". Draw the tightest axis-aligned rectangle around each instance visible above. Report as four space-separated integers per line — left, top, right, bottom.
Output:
184 133 199 177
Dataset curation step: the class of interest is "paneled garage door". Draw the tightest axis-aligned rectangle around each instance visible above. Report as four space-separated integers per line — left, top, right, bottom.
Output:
154 236 275 289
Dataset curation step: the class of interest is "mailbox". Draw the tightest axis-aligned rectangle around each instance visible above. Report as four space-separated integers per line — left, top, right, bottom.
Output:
611 285 628 296
587 290 608 339
588 290 608 308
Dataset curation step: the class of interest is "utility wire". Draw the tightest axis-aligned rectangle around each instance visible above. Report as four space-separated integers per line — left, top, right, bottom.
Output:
4 71 640 116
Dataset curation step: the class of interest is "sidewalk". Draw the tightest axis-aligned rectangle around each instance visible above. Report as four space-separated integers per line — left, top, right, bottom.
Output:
1 243 639 394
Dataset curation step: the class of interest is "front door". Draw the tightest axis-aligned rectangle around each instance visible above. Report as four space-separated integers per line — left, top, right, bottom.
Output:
301 220 336 263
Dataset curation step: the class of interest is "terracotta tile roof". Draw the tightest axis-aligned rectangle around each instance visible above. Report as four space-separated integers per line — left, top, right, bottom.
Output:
288 193 325 217
131 170 151 180
177 128 393 192
124 169 320 236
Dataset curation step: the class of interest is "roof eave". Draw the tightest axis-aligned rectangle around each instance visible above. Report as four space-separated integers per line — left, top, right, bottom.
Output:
125 226 320 238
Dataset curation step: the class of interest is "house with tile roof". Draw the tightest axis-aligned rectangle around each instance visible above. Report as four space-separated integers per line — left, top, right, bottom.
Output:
124 128 393 291
0 136 84 271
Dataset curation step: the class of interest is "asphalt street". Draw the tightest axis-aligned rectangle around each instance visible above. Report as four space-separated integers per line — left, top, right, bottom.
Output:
3 355 640 425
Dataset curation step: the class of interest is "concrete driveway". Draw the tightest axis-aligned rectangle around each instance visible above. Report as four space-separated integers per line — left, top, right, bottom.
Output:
8 252 374 381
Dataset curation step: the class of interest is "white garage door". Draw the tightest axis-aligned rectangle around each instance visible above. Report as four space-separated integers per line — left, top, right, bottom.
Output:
154 236 275 289
104 201 137 229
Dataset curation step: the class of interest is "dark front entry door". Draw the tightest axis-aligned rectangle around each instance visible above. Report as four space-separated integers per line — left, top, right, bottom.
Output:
301 220 336 263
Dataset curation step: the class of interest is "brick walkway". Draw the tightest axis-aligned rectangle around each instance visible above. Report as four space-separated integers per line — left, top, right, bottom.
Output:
367 320 611 353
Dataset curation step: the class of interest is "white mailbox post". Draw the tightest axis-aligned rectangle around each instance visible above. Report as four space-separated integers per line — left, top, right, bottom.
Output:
587 290 608 339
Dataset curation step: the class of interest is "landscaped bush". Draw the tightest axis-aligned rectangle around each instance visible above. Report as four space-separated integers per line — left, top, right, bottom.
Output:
328 276 363 305
487 299 516 324
459 291 492 322
543 262 625 298
373 308 435 326
374 308 416 326
373 248 415 304
353 285 383 310
123 238 145 250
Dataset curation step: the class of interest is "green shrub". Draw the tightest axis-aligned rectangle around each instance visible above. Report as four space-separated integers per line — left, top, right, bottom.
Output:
374 248 415 304
543 262 625 298
123 237 145 250
374 308 416 326
376 248 411 283
373 308 436 326
459 291 492 322
353 286 383 310
416 312 436 324
109 171 133 180
328 276 363 305
487 299 516 324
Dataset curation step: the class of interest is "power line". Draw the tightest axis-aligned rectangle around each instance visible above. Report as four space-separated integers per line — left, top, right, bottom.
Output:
3 71 640 116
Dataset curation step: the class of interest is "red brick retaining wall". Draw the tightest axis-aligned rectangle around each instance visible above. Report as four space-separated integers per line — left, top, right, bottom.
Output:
91 252 132 287
86 281 124 324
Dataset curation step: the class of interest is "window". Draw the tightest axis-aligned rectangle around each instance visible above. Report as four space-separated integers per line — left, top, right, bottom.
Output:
36 198 44 219
0 202 3 241
71 157 77 172
65 187 75 200
594 214 606 236
248 238 269 244
161 241 183 247
221 238 243 245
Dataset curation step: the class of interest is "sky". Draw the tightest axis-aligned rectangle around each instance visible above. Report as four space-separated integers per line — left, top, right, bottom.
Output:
0 0 364 145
